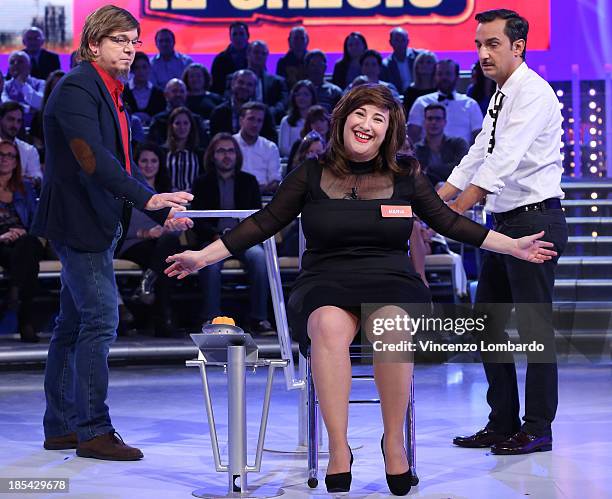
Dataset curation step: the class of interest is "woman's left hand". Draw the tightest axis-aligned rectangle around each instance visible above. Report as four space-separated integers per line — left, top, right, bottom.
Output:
511 231 557 263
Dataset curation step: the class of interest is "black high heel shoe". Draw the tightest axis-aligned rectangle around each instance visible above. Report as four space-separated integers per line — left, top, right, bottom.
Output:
381 434 412 496
325 447 354 493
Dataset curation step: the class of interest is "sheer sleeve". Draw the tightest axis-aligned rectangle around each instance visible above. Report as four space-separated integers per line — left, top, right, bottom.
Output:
221 161 309 255
411 173 489 247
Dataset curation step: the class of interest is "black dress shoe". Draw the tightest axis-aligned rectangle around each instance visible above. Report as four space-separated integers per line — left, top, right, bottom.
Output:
453 427 511 448
381 434 412 496
491 431 552 455
325 448 353 493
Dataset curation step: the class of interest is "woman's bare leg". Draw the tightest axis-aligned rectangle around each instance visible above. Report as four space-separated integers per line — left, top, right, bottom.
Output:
308 306 359 474
366 305 412 475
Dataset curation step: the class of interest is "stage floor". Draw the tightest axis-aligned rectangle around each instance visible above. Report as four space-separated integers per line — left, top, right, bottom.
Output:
1 362 610 498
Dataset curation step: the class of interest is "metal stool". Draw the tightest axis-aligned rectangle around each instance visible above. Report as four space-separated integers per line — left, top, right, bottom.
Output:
306 345 418 489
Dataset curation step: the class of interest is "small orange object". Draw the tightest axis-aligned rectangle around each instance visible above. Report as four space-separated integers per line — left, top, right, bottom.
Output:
211 316 236 326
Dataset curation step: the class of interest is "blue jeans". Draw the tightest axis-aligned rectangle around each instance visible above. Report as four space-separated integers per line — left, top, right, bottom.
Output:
43 227 121 442
198 244 269 321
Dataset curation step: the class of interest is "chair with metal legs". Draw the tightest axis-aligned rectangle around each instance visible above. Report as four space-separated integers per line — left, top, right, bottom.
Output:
305 345 419 489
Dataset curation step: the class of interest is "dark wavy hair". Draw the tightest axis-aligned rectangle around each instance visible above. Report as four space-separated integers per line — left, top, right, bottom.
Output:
134 142 172 193
323 83 417 176
287 80 317 127
182 63 212 93
300 105 330 140
166 106 199 151
204 133 243 173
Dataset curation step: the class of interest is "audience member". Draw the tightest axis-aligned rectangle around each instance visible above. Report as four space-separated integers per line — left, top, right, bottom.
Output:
408 59 483 144
2 51 45 127
279 80 317 157
162 106 204 192
332 32 368 89
211 22 250 95
233 101 281 194
291 131 326 171
403 50 437 118
414 103 469 186
150 29 193 90
209 69 277 143
245 40 288 124
0 102 42 179
286 104 330 173
117 143 182 337
147 78 207 145
123 52 165 126
30 70 65 160
276 26 309 90
22 27 60 81
304 50 342 113
381 27 421 94
466 61 496 115
191 132 273 335
347 50 399 98
0 139 44 342
182 63 223 119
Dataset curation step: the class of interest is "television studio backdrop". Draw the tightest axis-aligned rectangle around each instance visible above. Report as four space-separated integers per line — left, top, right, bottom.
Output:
0 1 610 498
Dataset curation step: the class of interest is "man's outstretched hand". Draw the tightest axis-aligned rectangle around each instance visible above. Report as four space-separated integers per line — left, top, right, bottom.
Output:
145 191 193 211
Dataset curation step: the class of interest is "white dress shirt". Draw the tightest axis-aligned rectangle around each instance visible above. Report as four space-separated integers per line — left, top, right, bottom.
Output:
233 133 282 186
447 63 564 213
408 90 483 144
15 138 42 179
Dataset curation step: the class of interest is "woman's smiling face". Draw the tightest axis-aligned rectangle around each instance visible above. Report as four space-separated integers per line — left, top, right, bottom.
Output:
342 104 389 162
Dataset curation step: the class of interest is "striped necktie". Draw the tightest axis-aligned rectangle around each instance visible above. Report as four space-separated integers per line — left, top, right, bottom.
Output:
487 90 505 154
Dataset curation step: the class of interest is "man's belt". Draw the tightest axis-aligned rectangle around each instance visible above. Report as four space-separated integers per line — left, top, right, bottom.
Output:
493 198 562 223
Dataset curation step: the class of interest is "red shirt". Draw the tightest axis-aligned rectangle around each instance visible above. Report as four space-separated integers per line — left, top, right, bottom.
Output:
92 61 132 175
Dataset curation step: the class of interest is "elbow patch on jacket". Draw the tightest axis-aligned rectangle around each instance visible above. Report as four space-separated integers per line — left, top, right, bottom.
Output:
69 138 96 174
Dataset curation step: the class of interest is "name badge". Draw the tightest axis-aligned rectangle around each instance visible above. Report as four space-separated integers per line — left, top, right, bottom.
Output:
381 205 413 218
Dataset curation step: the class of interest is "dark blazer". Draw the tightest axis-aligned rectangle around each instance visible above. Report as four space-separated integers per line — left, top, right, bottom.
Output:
29 48 61 80
31 61 169 252
122 85 166 120
381 48 421 93
209 100 278 144
191 169 262 244
210 46 247 95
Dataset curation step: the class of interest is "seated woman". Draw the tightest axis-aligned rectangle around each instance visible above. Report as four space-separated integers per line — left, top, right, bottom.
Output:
0 140 44 342
182 63 223 120
165 84 557 496
279 80 317 157
163 106 205 193
117 143 182 337
286 104 330 175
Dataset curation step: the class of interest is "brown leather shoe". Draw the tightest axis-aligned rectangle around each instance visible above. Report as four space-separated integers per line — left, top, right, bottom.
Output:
453 427 512 448
44 432 78 450
76 431 143 461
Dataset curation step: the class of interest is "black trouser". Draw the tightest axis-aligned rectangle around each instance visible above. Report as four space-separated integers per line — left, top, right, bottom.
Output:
0 233 45 301
119 233 181 311
475 208 567 437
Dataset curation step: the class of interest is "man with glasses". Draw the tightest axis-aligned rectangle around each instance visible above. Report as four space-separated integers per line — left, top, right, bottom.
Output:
191 132 273 335
415 103 468 186
32 5 194 462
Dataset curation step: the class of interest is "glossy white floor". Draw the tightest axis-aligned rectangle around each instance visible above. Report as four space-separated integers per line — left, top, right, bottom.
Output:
0 362 610 499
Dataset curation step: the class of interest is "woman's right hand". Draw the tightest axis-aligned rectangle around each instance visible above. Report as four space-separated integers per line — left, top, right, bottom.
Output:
165 250 207 279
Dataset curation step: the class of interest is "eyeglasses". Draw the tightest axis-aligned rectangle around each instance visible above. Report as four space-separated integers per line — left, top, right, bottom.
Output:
0 152 17 160
106 35 143 49
214 147 236 155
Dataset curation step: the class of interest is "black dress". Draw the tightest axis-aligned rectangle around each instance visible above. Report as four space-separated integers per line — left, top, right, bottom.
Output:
222 158 489 354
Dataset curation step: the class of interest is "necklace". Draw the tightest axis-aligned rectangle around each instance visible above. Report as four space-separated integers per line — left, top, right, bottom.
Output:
344 174 362 200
